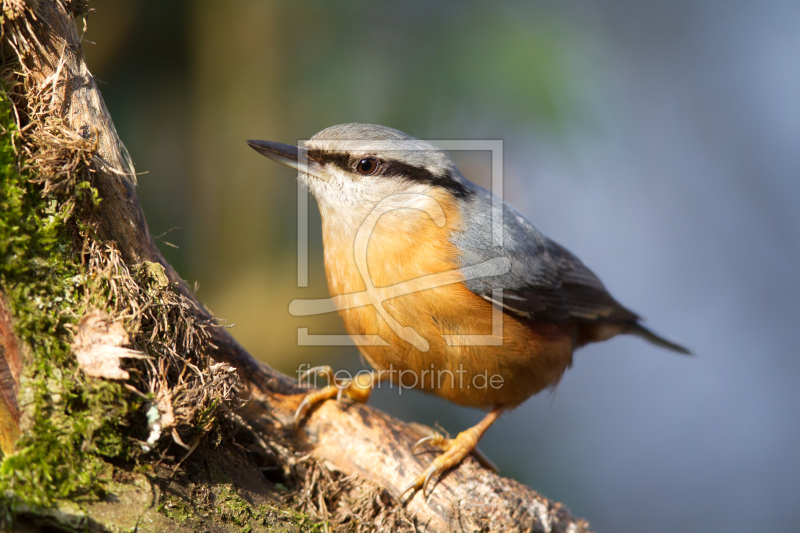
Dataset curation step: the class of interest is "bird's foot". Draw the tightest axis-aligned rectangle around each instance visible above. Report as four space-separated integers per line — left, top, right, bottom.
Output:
293 366 373 427
401 428 483 499
401 407 504 500
412 432 499 473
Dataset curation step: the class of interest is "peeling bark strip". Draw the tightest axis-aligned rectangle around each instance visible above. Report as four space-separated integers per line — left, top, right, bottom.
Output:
0 296 21 455
1 1 592 531
72 310 146 380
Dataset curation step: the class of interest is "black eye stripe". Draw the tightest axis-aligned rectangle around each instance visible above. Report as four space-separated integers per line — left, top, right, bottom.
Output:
381 160 474 199
307 149 350 170
305 149 474 199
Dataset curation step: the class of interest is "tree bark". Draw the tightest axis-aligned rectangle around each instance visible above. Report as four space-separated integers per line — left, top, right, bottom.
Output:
1 1 592 531
0 296 22 456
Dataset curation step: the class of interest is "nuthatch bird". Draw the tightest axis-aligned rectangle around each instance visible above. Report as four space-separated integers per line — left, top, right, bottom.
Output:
248 123 689 498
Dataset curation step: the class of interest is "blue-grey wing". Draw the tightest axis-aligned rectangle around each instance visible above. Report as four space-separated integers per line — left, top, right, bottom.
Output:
451 182 639 325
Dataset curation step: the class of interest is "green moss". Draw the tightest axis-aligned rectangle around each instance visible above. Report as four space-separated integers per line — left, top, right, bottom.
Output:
0 92 136 515
155 477 323 533
157 493 193 524
214 486 254 529
285 509 328 533
131 261 170 294
212 491 327 533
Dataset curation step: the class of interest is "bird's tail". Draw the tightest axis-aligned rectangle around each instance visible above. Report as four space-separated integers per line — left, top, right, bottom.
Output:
630 324 692 355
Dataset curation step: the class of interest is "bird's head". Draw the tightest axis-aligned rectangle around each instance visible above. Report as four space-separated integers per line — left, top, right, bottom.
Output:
248 124 472 218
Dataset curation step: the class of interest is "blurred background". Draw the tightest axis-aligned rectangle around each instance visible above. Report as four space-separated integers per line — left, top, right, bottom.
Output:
82 1 799 531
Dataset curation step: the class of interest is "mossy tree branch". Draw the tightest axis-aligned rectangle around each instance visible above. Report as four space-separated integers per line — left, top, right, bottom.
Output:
0 1 592 531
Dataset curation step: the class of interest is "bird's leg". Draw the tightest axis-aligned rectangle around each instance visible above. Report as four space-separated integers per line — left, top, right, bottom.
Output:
402 406 505 499
294 366 382 427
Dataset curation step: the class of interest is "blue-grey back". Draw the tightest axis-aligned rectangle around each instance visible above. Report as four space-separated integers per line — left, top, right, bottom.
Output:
449 174 638 324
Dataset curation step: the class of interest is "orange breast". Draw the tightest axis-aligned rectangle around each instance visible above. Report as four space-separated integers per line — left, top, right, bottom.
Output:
321 189 575 409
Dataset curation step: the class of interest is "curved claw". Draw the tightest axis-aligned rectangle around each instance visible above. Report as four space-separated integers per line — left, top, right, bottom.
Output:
293 385 340 428
399 464 440 501
471 446 499 473
399 476 420 501
298 365 334 385
293 370 379 431
422 468 438 497
293 395 314 428
336 384 346 405
412 435 440 455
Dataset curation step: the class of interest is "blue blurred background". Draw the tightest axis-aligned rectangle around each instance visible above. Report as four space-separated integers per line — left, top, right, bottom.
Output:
82 1 800 531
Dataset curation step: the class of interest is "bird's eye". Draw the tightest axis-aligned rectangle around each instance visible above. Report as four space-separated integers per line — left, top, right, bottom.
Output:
356 157 378 176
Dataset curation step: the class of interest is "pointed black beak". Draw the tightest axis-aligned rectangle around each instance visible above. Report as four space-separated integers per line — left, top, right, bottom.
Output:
247 140 298 164
247 140 322 177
